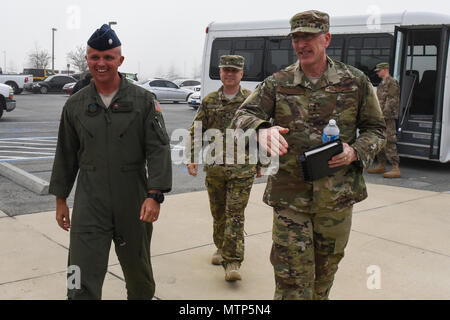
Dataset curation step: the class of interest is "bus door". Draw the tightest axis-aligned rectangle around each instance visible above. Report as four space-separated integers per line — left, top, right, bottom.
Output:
394 25 450 162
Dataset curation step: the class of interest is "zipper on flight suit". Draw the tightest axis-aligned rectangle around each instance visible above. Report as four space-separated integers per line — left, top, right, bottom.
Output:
103 107 114 228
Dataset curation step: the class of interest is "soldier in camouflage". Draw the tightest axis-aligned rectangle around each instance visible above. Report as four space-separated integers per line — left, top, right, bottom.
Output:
231 10 386 299
187 55 259 281
368 62 401 178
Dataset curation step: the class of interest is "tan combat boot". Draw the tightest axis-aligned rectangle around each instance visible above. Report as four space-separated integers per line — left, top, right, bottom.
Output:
225 262 242 281
367 164 386 174
211 249 223 265
383 165 401 178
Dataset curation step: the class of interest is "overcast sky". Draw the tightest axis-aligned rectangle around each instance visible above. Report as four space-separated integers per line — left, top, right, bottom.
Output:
1 0 450 80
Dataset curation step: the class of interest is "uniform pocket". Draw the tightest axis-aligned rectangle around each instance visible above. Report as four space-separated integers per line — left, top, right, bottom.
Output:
152 115 170 145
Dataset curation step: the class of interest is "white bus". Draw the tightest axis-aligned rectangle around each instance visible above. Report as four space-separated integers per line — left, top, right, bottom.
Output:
200 11 450 163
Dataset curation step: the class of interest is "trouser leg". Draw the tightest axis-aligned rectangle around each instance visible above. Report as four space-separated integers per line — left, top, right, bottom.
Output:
312 207 353 300
221 175 255 266
270 209 315 300
114 222 155 300
67 230 112 300
205 172 227 250
384 119 400 167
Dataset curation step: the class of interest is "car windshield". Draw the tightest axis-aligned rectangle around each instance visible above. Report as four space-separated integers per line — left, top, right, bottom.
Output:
44 75 55 82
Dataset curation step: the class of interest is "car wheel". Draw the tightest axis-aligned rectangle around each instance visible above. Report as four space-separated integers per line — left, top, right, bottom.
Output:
173 101 179 104
5 81 19 94
40 86 48 94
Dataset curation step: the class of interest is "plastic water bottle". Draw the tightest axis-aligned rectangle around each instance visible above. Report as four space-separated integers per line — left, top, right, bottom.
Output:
322 119 340 143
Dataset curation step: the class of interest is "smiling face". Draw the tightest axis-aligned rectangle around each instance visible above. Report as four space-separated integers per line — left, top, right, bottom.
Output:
292 32 331 71
219 67 243 90
86 46 124 84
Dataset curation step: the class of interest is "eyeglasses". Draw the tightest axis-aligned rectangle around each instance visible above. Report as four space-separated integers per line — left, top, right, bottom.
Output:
291 32 324 42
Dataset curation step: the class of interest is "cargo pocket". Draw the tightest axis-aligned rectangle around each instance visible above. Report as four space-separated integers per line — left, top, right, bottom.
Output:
152 115 170 145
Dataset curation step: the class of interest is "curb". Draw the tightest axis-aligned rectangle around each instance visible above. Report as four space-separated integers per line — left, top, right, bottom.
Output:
0 162 49 195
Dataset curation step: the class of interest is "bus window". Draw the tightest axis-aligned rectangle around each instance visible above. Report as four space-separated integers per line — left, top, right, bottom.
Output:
210 39 232 79
234 38 265 80
265 38 296 77
345 34 393 86
327 37 344 62
405 29 440 115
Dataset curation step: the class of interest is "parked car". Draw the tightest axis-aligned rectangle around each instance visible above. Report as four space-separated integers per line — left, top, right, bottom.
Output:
63 82 76 95
23 68 56 82
0 83 16 119
0 73 33 94
173 79 201 92
139 79 193 103
28 75 77 94
187 91 201 110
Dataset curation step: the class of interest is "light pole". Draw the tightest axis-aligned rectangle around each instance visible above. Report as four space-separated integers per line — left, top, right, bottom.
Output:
108 21 117 28
2 51 5 74
52 28 57 71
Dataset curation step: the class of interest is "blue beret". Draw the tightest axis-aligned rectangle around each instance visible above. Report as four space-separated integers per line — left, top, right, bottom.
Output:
87 24 121 51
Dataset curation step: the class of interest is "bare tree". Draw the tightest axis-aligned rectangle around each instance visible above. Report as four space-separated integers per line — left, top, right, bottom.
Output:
67 45 88 72
27 44 50 69
164 64 181 80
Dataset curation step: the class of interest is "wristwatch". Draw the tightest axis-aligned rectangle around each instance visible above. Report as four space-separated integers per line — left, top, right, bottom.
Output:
147 192 165 204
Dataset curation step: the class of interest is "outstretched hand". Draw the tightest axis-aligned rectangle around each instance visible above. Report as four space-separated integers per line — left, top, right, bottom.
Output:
258 126 290 156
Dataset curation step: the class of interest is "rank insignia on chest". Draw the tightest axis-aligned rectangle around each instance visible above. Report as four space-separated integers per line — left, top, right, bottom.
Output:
86 103 100 116
112 103 120 110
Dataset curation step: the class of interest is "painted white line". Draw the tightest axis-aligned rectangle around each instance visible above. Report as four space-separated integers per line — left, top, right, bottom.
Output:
0 141 57 146
0 151 54 155
0 137 57 141
0 146 56 151
0 156 55 162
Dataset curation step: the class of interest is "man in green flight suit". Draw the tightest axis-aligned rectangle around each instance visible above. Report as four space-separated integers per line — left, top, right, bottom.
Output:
231 10 386 299
187 55 259 281
49 24 172 300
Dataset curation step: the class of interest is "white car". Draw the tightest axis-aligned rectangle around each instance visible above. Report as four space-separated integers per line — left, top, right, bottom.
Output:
188 91 201 109
173 79 201 92
0 83 16 119
139 79 193 103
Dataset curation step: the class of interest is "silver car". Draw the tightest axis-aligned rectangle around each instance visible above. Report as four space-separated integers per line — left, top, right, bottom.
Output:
139 79 193 103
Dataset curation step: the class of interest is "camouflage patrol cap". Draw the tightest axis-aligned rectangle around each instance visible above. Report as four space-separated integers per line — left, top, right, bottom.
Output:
375 62 390 71
289 10 330 35
219 55 245 70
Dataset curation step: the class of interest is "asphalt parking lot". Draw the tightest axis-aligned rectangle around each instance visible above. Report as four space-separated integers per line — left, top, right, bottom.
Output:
0 92 449 217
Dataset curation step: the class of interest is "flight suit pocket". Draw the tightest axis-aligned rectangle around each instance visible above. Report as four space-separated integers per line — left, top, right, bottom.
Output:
152 115 170 145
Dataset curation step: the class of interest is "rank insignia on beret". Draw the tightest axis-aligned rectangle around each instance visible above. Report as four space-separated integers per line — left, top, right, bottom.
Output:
88 24 121 51
155 101 162 113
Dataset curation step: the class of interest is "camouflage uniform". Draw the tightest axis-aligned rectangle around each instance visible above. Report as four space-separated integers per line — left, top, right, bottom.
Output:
376 75 400 167
231 11 386 299
188 83 256 267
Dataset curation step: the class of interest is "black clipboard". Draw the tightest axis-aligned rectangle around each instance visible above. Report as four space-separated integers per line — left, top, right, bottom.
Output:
298 139 344 181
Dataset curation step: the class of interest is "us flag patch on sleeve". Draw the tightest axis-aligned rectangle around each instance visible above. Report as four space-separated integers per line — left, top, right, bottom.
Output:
154 100 162 113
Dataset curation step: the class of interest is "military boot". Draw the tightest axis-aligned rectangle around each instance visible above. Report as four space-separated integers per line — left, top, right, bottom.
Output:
383 165 401 178
211 249 223 265
225 262 242 281
367 163 386 174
